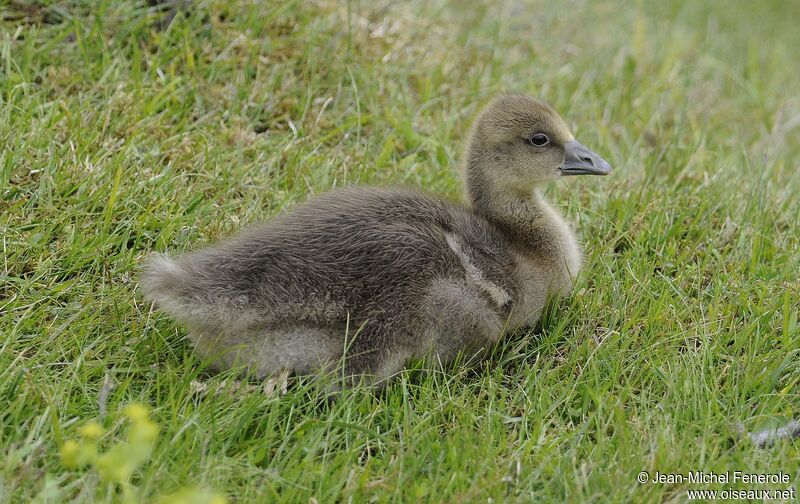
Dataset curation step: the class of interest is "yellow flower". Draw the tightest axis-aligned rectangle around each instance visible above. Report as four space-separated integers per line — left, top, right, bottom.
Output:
123 403 150 422
96 448 135 483
157 488 229 504
129 418 160 445
78 421 104 439
138 419 160 442
60 440 80 468
58 402 225 502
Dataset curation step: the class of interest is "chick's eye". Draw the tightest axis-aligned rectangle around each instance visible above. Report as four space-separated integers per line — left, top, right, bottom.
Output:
528 134 550 147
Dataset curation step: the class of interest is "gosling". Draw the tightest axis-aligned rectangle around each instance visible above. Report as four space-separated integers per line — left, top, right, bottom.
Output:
141 94 612 386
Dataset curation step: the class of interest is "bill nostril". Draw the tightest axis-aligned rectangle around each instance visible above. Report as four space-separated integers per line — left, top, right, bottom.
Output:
580 156 594 165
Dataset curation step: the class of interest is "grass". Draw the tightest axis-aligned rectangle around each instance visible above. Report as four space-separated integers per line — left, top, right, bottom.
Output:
2 0 799 501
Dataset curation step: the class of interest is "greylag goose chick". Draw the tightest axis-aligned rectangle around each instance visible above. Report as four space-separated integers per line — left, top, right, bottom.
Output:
141 94 611 386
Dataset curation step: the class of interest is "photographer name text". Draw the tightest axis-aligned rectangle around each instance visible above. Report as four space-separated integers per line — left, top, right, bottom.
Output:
650 470 790 485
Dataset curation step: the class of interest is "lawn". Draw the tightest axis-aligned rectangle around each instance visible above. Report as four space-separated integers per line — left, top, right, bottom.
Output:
2 0 799 501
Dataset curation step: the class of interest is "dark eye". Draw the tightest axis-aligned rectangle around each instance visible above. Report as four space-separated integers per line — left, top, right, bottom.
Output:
528 133 550 147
